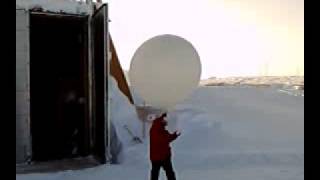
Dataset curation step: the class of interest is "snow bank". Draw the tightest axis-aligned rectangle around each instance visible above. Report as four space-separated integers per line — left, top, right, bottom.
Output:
109 76 143 162
172 86 304 156
16 86 303 180
201 76 304 88
16 0 92 14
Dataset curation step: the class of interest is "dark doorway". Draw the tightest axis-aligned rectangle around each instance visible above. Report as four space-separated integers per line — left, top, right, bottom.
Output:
30 13 89 161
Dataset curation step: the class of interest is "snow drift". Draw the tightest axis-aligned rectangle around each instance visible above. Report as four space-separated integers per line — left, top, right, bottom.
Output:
17 85 304 180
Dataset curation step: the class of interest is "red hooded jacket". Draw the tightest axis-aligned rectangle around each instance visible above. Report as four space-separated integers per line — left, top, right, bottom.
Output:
150 117 178 161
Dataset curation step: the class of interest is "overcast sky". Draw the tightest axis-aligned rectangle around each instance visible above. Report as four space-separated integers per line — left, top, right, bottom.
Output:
104 0 304 79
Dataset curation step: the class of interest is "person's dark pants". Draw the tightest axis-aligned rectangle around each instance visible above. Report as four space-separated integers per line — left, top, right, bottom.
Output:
151 157 176 180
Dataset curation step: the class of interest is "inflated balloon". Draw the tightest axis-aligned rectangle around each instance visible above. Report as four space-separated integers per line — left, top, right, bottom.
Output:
129 34 201 110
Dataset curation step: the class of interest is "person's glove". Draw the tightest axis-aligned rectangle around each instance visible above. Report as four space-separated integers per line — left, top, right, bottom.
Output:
174 131 181 137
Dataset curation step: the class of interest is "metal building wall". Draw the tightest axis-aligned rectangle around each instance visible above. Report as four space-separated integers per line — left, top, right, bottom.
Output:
16 9 32 164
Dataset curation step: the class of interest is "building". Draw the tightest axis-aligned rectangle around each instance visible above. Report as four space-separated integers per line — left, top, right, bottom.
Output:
16 0 133 173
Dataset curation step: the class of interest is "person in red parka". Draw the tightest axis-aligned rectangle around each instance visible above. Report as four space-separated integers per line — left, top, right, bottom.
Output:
150 113 181 180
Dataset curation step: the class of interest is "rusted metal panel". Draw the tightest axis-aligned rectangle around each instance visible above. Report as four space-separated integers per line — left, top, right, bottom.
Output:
109 35 134 104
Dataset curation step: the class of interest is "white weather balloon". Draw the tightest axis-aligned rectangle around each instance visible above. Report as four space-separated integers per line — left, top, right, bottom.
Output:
129 34 201 110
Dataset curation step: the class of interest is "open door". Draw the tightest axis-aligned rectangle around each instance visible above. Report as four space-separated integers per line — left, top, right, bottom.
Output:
29 12 89 161
91 4 109 163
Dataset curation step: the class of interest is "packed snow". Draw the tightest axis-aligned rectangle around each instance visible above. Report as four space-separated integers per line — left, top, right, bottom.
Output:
17 80 304 180
16 0 93 14
200 76 304 87
109 77 143 162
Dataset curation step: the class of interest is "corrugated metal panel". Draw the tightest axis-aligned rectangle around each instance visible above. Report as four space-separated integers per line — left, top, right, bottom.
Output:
16 115 29 143
16 10 29 30
16 52 28 70
16 92 30 115
16 115 29 163
16 68 29 92
16 30 29 52
16 9 31 164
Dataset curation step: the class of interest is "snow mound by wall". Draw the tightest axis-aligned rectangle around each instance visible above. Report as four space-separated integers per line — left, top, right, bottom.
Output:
16 0 92 14
109 76 143 162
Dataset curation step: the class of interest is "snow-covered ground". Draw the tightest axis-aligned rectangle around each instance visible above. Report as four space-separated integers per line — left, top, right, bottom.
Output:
200 76 304 87
17 85 304 180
